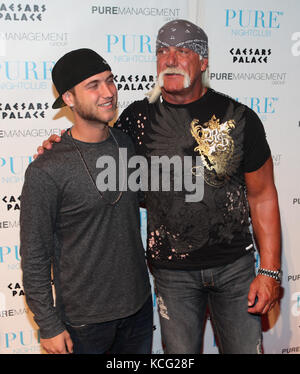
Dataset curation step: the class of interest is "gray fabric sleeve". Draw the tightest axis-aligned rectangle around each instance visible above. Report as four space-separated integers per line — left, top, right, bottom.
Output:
20 166 66 339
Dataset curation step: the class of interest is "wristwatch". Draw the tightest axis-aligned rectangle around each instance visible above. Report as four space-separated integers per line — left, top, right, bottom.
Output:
258 268 282 283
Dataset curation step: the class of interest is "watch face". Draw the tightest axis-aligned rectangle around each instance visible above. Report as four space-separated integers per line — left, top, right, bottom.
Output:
274 270 282 282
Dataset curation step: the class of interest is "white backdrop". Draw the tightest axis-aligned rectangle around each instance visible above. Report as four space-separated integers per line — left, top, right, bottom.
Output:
0 0 299 354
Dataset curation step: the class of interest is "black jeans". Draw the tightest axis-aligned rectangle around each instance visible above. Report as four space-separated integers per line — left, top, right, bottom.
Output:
66 296 153 354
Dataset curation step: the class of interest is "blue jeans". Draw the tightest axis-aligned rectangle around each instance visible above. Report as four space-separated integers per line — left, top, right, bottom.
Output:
152 253 262 354
65 296 153 354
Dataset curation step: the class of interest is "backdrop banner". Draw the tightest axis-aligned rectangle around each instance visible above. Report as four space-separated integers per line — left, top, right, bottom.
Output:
0 0 299 354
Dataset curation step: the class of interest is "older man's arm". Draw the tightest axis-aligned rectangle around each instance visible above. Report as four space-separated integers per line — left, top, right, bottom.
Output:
245 156 281 314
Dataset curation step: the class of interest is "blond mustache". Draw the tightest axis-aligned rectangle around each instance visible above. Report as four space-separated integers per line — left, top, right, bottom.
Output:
158 68 191 89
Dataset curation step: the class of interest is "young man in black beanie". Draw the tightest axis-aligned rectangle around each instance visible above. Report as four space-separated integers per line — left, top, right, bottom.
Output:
20 48 152 354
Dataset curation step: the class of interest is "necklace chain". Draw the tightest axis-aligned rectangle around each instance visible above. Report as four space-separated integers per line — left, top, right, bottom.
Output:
69 127 125 206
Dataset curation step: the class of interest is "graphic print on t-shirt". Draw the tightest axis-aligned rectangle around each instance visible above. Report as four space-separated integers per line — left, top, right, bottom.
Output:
190 101 245 187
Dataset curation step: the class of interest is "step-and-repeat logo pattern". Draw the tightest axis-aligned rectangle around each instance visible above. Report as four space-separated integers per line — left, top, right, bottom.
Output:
0 0 299 354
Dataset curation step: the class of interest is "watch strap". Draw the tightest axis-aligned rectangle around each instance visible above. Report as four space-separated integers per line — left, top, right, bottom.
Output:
257 268 282 282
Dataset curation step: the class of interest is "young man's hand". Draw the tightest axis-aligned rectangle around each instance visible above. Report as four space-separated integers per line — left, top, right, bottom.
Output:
41 330 73 354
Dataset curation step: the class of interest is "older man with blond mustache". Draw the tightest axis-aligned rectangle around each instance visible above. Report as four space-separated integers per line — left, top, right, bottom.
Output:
116 19 281 354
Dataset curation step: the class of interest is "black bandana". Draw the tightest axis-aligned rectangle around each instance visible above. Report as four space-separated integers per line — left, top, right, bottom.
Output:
156 19 208 58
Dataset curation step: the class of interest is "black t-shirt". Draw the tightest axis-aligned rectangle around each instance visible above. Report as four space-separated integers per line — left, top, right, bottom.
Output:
115 88 271 269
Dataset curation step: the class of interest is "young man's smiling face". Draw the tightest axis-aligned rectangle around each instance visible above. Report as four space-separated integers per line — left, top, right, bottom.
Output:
66 70 118 125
